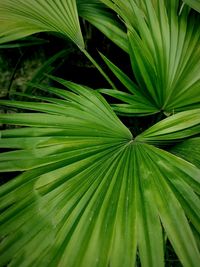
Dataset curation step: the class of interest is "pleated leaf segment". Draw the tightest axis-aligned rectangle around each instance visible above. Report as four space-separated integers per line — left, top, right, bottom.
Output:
183 0 200 12
0 0 84 48
100 0 200 115
0 77 200 267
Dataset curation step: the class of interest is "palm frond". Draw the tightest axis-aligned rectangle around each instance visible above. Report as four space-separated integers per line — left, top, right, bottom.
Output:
99 52 159 116
99 89 158 116
136 108 200 145
0 78 200 267
0 36 48 48
77 0 128 52
169 137 200 168
101 0 200 114
0 0 84 48
183 0 200 12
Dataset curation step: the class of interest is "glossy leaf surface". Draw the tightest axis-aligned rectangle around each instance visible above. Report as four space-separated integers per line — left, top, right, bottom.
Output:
0 79 200 267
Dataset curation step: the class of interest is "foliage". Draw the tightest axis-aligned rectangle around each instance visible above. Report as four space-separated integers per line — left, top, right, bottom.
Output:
0 1 200 267
0 0 84 48
183 0 200 12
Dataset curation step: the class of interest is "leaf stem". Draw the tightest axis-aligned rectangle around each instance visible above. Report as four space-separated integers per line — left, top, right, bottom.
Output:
80 48 117 90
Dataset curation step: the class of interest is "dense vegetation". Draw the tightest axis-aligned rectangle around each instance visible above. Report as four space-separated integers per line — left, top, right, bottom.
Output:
0 1 200 266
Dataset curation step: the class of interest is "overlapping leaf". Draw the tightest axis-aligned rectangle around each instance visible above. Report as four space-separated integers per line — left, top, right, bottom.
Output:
183 0 200 12
0 1 200 266
101 0 200 115
99 52 159 116
1 0 199 117
169 137 200 168
77 0 128 52
0 79 200 267
0 0 84 48
136 109 200 145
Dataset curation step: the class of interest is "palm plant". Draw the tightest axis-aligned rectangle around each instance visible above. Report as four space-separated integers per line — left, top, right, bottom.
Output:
0 1 200 267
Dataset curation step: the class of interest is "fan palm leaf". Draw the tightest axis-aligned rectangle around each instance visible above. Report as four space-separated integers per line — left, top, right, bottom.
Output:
1 1 199 116
0 0 84 48
169 137 200 168
100 0 200 115
0 78 200 267
136 108 200 144
0 1 200 266
0 0 119 89
77 0 128 52
183 0 200 12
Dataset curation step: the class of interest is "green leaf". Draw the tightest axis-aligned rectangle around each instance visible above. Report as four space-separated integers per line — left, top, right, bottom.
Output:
102 0 200 114
134 146 164 267
142 144 200 267
26 49 71 92
99 89 158 116
0 0 84 48
183 0 200 12
98 53 159 115
99 53 140 95
169 137 200 168
0 79 200 266
136 109 200 145
77 0 128 52
0 36 48 48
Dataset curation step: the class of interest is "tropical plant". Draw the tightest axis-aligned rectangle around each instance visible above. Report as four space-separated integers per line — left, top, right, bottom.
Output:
0 1 200 267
